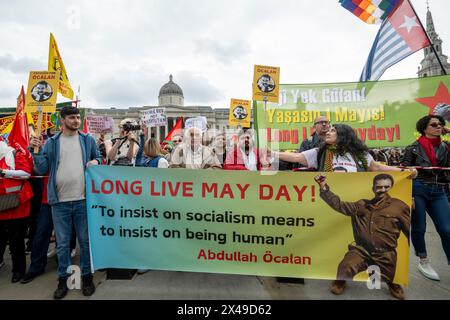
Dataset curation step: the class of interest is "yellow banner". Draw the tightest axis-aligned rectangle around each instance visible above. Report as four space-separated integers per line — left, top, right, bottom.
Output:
25 71 60 113
252 65 280 103
87 167 412 286
0 113 54 135
229 99 251 128
48 33 74 100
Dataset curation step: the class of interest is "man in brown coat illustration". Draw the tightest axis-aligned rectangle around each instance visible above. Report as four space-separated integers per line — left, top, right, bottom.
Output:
314 173 410 300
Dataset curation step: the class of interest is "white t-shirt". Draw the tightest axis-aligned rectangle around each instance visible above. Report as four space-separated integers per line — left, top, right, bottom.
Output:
302 148 373 172
241 148 258 171
56 134 86 202
157 158 169 168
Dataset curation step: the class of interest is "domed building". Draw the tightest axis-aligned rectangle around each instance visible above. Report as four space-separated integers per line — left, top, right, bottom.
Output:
86 74 236 142
158 74 184 107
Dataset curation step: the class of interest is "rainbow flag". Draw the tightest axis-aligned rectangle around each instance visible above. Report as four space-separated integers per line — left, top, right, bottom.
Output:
339 0 401 24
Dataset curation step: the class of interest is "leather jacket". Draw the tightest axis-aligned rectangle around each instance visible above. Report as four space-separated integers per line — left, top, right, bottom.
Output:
401 140 450 184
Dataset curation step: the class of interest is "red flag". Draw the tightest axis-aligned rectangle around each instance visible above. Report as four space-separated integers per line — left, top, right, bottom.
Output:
163 117 183 142
8 86 30 150
82 117 89 134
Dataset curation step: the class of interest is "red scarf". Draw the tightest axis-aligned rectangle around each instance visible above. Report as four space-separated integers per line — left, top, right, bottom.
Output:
418 136 441 166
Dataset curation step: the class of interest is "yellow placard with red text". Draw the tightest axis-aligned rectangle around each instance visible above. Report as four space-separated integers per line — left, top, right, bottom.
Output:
25 71 60 113
229 99 251 128
252 65 280 103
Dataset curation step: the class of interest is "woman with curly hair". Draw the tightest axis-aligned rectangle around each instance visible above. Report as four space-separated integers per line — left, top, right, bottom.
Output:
273 124 414 173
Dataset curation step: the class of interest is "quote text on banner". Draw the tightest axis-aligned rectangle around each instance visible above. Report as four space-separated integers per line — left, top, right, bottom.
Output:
86 167 412 285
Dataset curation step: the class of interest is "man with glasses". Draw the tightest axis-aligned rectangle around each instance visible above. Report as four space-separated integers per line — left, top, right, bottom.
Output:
171 134 183 148
300 116 331 152
286 116 331 171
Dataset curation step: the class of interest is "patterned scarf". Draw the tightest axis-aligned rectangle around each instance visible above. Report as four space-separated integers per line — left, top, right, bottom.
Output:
323 145 337 172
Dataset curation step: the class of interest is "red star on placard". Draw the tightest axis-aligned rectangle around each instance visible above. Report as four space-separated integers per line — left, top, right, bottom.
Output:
415 82 450 114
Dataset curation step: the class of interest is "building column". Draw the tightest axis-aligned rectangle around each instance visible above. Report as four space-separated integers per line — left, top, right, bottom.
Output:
165 118 169 139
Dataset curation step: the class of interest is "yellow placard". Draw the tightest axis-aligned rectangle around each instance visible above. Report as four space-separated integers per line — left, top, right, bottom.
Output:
25 71 60 113
252 65 280 103
229 99 251 128
48 33 74 99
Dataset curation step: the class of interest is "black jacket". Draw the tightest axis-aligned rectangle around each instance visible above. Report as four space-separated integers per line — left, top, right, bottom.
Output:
401 140 450 184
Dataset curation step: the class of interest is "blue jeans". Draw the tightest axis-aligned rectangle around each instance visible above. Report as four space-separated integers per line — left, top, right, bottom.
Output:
28 204 53 274
52 200 92 278
411 181 450 265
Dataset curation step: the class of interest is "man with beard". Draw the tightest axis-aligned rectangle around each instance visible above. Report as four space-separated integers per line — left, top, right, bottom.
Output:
314 173 410 299
30 106 101 299
31 81 52 102
223 129 270 171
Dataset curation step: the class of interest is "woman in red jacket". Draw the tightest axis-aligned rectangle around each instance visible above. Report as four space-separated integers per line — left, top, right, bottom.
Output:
0 140 34 283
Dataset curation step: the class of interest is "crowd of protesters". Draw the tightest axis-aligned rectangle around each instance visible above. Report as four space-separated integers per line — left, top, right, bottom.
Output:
0 105 449 300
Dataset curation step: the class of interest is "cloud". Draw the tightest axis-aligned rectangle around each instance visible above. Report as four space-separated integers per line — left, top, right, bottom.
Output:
87 65 166 108
0 54 43 74
0 0 448 109
194 38 250 64
176 71 225 105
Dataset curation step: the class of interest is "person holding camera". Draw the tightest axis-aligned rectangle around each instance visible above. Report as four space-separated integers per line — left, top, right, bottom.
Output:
105 119 139 166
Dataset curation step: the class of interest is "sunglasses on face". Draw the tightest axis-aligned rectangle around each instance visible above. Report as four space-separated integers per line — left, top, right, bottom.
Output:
429 123 443 128
314 121 330 126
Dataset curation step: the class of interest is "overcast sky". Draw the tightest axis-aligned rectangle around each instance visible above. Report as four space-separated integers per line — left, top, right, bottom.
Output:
0 0 448 109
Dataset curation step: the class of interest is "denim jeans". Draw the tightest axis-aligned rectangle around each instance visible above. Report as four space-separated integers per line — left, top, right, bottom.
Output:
411 180 450 265
51 200 92 278
28 204 53 274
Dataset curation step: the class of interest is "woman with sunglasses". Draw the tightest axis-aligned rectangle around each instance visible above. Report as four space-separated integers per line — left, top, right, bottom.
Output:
401 115 450 281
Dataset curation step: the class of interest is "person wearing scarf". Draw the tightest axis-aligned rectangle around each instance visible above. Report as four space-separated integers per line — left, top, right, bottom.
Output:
224 129 270 171
169 127 222 169
402 115 450 282
273 124 413 174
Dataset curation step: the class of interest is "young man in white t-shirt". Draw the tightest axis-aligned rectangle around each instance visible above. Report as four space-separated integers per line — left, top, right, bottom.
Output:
31 106 101 300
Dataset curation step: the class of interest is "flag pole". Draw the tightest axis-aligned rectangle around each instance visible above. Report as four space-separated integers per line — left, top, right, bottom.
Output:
34 105 43 154
407 0 447 75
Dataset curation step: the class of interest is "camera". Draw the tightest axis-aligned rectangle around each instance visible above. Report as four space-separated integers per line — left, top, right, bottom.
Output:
122 122 141 132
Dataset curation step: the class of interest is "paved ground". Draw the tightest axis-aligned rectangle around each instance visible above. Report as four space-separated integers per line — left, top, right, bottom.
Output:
0 216 448 300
